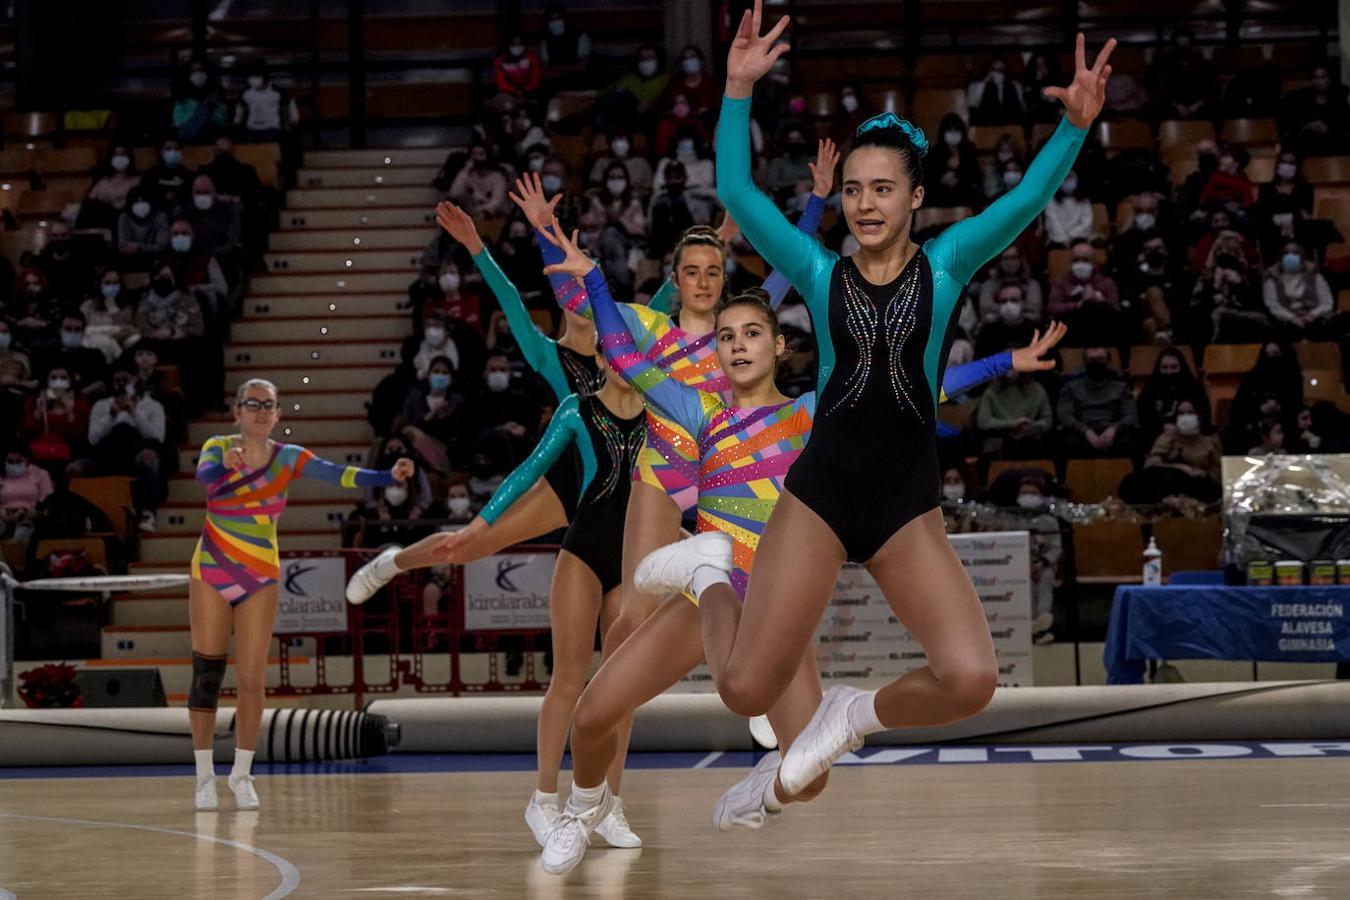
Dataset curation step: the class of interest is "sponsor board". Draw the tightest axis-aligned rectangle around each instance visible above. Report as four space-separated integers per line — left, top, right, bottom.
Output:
463 552 556 630
276 553 349 634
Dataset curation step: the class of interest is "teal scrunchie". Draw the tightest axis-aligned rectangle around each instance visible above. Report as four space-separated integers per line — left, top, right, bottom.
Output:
855 112 930 158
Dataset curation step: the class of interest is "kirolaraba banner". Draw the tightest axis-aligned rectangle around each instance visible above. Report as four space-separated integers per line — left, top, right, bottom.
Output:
275 552 349 635
463 552 556 630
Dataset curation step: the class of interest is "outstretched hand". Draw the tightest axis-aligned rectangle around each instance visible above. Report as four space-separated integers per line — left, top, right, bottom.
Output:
726 0 791 99
809 137 840 198
537 216 597 281
1044 33 1116 129
223 440 245 470
435 201 485 255
1011 320 1068 373
508 172 563 232
390 457 415 482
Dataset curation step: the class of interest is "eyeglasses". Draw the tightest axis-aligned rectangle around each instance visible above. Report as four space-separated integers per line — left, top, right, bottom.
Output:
237 399 277 412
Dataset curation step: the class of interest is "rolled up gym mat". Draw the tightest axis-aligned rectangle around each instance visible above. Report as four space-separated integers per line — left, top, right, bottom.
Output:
0 707 396 766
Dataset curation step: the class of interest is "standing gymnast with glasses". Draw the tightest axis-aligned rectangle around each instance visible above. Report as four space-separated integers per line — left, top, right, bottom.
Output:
188 378 413 811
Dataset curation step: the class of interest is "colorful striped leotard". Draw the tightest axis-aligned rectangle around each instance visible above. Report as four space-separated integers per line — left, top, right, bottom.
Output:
534 193 824 515
586 266 815 600
192 437 394 605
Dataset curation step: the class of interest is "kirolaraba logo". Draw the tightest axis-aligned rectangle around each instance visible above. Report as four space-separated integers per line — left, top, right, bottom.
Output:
495 558 528 592
283 562 317 595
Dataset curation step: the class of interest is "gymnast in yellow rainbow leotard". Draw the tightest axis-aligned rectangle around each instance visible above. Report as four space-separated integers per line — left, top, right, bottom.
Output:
186 377 413 813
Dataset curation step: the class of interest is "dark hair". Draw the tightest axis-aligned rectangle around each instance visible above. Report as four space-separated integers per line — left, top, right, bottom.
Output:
62 310 87 326
714 287 782 340
846 118 927 189
426 354 454 374
672 224 724 269
1152 347 1196 380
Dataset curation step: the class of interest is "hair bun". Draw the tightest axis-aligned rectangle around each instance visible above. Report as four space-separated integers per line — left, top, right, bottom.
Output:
897 120 930 158
735 286 771 305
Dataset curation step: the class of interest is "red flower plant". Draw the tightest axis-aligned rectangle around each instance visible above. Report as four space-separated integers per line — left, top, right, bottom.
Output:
17 663 84 709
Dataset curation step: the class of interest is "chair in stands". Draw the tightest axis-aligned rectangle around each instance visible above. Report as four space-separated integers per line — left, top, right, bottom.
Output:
68 476 136 544
1065 458 1135 503
1152 517 1223 576
987 459 1056 486
1071 520 1146 582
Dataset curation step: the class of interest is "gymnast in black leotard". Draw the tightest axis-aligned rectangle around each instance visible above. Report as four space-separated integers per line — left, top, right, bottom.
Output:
676 2 1117 804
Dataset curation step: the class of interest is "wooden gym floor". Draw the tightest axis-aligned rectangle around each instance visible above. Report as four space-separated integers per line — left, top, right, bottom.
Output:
2 749 1348 899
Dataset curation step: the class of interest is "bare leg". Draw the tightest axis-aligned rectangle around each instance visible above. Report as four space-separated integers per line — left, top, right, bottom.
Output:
394 477 567 570
596 585 629 792
188 580 232 751
536 552 603 793
230 584 279 751
570 598 706 789
602 481 683 785
863 509 998 727
700 490 846 716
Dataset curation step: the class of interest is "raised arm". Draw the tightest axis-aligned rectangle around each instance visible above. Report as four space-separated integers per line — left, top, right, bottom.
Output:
194 436 232 486
761 190 827 307
940 320 1066 401
292 446 400 488
507 172 593 317
479 394 588 524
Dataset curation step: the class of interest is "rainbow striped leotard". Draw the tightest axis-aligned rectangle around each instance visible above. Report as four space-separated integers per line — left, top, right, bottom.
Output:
586 267 815 600
534 194 824 515
192 437 394 605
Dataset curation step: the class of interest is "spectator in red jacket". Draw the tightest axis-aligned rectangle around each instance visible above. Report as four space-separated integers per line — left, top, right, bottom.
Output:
1198 144 1256 210
494 34 543 99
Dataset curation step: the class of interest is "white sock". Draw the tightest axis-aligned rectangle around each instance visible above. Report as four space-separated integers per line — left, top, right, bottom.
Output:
194 749 214 783
690 564 731 600
231 748 255 781
533 789 559 807
761 773 783 813
374 549 403 579
846 690 886 737
569 781 608 810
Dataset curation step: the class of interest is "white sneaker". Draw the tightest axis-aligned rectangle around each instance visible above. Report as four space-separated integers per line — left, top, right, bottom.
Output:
594 797 642 848
712 751 782 831
138 509 157 533
1032 613 1054 634
228 773 260 810
525 791 561 847
195 777 218 811
749 714 778 749
634 532 732 597
540 788 613 876
778 685 865 797
346 546 402 605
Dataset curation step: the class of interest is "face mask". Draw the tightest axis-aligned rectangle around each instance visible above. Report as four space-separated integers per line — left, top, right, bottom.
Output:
943 130 963 147
163 149 182 166
1276 162 1297 180
1176 413 1200 435
942 484 964 502
131 200 152 219
384 484 408 507
111 154 130 172
1002 170 1023 188
193 194 214 210
5 462 26 478
122 381 138 397
1281 253 1303 274
189 71 207 87
424 326 446 346
606 178 628 196
509 44 525 58
61 331 83 349
841 94 859 113
49 378 70 391
248 75 265 89
996 150 1014 164
682 57 701 76
990 70 1006 85
102 283 122 300
448 496 472 516
428 373 450 391
1060 177 1077 195
610 138 630 158
677 140 696 159
548 19 566 36
438 272 460 292
999 301 1022 324
540 174 563 193
26 282 43 296
1085 361 1108 380
1017 493 1044 509
638 59 658 78
486 371 511 392
672 101 692 118
152 276 175 295
0 334 10 350
1133 212 1156 231
171 234 192 253
522 157 543 174
1070 260 1094 280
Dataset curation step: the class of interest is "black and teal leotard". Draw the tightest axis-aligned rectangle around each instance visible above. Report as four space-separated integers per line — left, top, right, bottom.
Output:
716 94 1084 561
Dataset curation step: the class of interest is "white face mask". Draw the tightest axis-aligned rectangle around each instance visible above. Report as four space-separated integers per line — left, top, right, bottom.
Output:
49 378 71 392
111 154 130 172
990 70 1006 85
1017 493 1044 509
171 234 192 253
682 57 701 75
447 496 471 516
944 130 962 147
486 370 511 392
424 326 446 346
1002 170 1023 188
123 381 138 396
610 138 630 158
637 59 658 78
677 140 696 160
999 301 1023 324
547 19 566 36
5 462 26 478
384 484 408 507
132 201 152 219
606 178 628 196
942 484 964 502
193 193 214 210
438 273 460 292
1276 162 1297 180
248 75 265 89
1070 260 1094 280
540 174 563 193
102 283 122 300
1060 177 1077 195
1133 212 1156 231
189 71 207 87
0 333 11 350
1175 413 1200 435
841 94 859 113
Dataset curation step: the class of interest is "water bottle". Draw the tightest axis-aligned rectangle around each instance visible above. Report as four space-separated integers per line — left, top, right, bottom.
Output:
1143 536 1162 586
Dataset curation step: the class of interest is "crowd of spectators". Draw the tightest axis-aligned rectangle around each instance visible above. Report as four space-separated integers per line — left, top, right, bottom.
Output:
0 54 285 555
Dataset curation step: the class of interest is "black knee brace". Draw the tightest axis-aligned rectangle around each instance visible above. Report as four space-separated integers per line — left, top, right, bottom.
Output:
189 652 227 712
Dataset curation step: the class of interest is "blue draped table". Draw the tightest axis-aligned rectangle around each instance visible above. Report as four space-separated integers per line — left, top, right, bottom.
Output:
1104 584 1350 684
